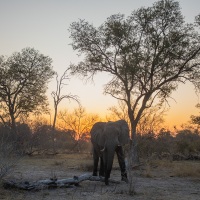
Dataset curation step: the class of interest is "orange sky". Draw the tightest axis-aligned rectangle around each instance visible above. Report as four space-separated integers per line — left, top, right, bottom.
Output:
53 80 199 130
163 83 199 129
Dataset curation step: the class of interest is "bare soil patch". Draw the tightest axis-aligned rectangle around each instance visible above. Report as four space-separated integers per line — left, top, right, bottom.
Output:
0 154 200 200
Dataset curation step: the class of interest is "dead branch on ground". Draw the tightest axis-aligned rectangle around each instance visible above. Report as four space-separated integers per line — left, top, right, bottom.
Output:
3 174 120 191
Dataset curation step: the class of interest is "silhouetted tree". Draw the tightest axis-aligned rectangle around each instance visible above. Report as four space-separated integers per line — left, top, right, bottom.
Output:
51 69 79 153
195 13 200 27
0 48 55 135
107 101 130 124
107 101 166 135
59 106 99 151
191 104 200 128
69 0 200 163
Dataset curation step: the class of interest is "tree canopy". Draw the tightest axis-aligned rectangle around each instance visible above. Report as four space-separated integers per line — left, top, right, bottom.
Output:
69 0 200 162
0 47 55 132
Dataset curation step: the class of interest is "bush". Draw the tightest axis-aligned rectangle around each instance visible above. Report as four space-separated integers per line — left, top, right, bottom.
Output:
0 126 22 181
137 128 200 160
137 132 157 158
175 129 200 155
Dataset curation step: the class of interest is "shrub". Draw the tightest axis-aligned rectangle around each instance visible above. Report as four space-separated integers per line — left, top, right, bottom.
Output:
175 129 200 155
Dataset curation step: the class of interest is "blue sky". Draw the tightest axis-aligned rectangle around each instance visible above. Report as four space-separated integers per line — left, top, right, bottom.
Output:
0 0 200 128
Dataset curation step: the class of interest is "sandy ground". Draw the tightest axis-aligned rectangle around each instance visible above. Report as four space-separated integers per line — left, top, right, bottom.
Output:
0 154 200 200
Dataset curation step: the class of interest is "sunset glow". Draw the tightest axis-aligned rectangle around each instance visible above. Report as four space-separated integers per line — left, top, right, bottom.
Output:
0 0 199 130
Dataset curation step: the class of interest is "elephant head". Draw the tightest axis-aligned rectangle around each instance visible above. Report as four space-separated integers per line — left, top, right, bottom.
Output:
90 120 129 185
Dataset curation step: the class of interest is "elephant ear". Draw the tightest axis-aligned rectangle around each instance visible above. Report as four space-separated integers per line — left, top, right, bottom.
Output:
90 122 106 147
116 120 130 145
97 132 106 147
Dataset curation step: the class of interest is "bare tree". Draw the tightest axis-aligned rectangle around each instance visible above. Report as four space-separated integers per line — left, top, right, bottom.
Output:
59 106 99 151
69 0 200 163
107 101 166 134
107 101 130 123
137 106 166 135
51 69 79 153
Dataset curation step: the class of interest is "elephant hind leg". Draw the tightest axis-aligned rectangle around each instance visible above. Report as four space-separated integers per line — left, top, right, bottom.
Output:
93 148 99 176
99 156 104 177
105 169 112 185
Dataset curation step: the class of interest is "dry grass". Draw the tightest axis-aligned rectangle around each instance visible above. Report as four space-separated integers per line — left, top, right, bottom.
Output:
1 154 200 200
155 160 200 178
78 160 93 171
146 158 173 168
10 155 200 179
143 164 153 178
173 161 200 177
140 158 200 179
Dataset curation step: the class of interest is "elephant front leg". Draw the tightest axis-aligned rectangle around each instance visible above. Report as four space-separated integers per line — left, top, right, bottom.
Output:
92 148 99 176
105 169 112 185
99 156 105 177
103 153 110 185
103 149 114 185
116 146 128 183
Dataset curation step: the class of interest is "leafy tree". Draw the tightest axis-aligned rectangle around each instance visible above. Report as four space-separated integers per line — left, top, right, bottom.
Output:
0 48 55 134
69 0 200 162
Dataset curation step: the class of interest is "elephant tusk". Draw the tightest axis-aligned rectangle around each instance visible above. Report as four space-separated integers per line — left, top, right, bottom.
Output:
100 147 105 152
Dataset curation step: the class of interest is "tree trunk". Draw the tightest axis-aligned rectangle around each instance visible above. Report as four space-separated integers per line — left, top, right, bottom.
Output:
52 105 58 154
10 112 17 135
130 121 140 165
52 105 57 130
10 112 21 151
127 106 140 165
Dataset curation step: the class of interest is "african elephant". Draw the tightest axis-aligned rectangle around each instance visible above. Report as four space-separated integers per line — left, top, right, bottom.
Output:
90 120 130 185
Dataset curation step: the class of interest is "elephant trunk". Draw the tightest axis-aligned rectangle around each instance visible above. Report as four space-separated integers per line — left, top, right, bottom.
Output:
104 146 115 185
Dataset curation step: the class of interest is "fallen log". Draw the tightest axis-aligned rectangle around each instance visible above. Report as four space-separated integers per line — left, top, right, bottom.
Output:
3 174 120 191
